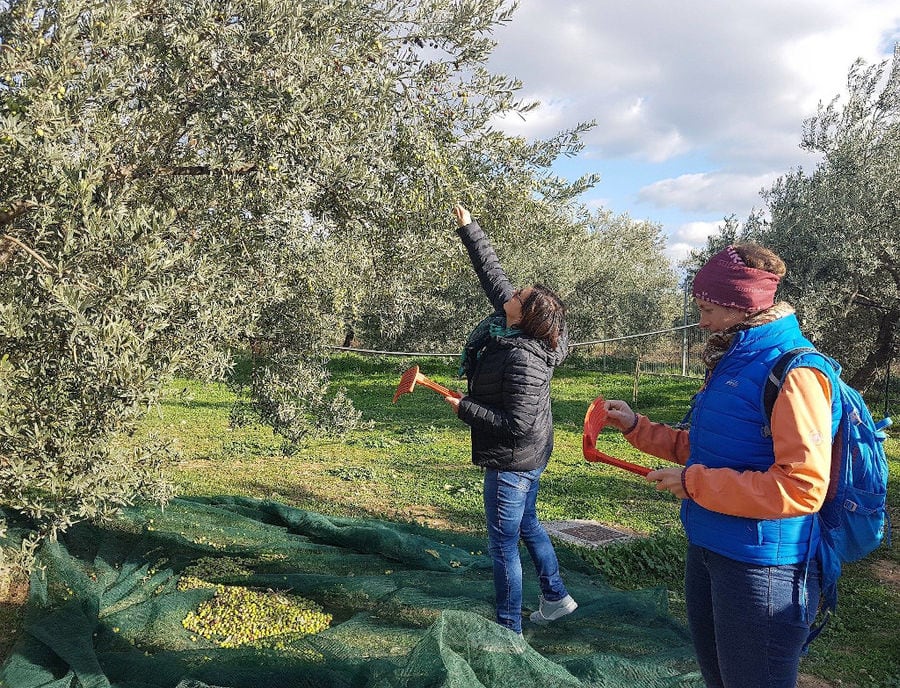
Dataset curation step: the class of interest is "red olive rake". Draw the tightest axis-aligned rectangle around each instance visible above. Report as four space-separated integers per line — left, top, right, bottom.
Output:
392 365 462 404
582 395 651 477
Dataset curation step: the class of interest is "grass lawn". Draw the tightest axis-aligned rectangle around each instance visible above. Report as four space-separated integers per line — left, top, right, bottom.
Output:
160 355 694 535
2 352 898 686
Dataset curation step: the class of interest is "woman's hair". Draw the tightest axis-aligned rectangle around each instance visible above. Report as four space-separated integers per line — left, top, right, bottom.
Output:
731 243 786 277
519 284 566 350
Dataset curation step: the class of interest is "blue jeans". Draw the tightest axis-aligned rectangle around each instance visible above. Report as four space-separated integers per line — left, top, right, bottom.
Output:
483 467 568 633
685 545 821 688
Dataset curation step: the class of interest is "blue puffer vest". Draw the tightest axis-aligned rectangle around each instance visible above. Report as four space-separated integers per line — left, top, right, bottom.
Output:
684 314 840 565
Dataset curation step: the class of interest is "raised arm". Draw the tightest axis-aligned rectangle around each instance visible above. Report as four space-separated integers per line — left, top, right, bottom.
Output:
453 205 514 312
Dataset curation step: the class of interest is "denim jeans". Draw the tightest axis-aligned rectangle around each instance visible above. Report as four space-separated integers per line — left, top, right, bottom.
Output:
483 467 568 633
685 545 821 688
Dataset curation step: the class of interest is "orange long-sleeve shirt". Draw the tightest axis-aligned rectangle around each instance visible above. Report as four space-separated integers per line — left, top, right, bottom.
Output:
624 367 833 519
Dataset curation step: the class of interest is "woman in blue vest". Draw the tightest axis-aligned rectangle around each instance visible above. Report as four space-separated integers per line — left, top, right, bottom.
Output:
604 244 838 688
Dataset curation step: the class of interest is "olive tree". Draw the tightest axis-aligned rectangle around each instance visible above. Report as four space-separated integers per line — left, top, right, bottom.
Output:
566 210 680 344
754 46 899 390
352 177 680 356
1 0 604 540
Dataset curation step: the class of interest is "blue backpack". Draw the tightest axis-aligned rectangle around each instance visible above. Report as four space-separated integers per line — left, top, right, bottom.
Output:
764 347 892 642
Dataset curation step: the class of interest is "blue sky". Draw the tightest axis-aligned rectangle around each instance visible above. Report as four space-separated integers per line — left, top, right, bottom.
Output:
484 1 900 263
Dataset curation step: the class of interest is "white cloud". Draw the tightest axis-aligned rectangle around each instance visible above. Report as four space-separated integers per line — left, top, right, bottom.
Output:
666 242 698 264
673 221 727 246
487 1 899 164
637 171 782 213
584 197 609 212
779 4 900 114
665 221 731 263
483 1 899 262
489 95 572 139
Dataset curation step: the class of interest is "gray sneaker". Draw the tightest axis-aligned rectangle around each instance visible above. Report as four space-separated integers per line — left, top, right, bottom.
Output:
529 594 577 624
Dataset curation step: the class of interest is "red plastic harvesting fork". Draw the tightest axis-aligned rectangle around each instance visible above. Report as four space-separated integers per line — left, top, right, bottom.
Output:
392 365 463 404
582 396 651 477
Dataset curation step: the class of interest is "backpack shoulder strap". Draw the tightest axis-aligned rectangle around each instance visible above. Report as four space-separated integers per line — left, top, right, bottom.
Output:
762 346 820 422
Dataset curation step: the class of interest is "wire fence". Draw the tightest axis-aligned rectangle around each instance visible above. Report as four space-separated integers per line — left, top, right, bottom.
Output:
569 323 707 379
569 328 896 420
330 324 897 419
565 327 896 418
329 323 709 378
872 356 898 421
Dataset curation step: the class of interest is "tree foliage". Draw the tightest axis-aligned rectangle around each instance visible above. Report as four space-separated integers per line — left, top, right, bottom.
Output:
2 0 651 540
569 210 680 345
0 0 679 540
360 201 679 356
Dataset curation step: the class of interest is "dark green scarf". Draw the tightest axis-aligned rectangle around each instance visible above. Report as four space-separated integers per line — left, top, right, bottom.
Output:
458 313 522 377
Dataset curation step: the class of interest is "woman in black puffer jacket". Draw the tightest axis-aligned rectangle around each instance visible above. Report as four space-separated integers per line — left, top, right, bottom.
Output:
443 205 577 636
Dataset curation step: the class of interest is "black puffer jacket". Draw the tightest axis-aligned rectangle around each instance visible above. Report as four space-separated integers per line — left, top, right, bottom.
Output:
456 220 568 471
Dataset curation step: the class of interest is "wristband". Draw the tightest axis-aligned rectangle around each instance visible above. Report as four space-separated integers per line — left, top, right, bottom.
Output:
623 414 639 435
680 467 692 499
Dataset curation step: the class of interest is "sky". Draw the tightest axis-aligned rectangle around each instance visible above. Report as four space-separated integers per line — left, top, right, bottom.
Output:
484 0 900 263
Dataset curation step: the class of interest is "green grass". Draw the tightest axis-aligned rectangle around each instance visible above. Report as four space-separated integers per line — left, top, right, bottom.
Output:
3 352 899 686
155 355 695 535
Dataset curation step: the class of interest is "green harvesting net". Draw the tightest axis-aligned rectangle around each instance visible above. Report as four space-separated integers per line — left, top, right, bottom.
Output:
1 496 701 687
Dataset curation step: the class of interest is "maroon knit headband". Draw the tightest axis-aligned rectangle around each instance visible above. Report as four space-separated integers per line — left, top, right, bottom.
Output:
691 246 780 311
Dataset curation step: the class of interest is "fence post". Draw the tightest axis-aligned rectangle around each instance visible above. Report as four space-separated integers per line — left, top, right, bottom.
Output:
885 356 893 419
632 356 641 403
681 284 690 376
